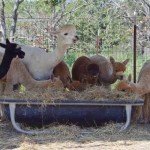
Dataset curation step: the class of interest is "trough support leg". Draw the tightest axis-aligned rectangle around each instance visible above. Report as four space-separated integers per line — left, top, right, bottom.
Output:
120 104 132 132
9 103 46 134
0 104 5 120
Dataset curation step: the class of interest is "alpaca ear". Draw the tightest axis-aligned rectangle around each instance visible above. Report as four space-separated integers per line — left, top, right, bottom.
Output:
110 56 115 64
0 43 6 48
49 31 60 38
122 59 129 66
6 39 10 44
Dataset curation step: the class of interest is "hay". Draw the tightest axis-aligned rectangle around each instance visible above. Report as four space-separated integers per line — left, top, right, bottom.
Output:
0 120 150 150
0 85 141 102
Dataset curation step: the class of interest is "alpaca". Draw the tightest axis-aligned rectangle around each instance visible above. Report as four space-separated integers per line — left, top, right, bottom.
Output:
53 61 85 91
72 56 99 85
90 55 129 87
53 61 71 88
115 60 150 123
66 78 85 91
0 39 25 79
115 74 133 93
0 25 78 80
4 57 64 94
116 60 150 96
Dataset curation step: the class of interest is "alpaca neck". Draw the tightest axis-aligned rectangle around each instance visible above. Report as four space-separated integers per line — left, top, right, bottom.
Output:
101 71 117 84
0 53 12 79
47 42 70 68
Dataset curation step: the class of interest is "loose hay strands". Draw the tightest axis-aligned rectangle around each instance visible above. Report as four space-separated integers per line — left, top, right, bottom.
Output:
0 121 150 150
0 85 140 103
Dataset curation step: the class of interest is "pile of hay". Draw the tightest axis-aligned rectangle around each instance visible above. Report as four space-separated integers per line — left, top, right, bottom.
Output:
0 85 141 102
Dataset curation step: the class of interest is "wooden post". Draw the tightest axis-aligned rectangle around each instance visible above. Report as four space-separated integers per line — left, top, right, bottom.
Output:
133 10 137 83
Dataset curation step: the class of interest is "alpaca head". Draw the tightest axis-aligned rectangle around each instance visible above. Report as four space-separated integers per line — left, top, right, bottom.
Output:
51 25 79 46
0 39 25 58
115 74 133 92
110 56 129 80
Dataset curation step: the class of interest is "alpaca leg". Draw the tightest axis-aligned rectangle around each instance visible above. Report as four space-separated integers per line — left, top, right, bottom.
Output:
120 105 132 132
132 106 142 123
142 94 149 123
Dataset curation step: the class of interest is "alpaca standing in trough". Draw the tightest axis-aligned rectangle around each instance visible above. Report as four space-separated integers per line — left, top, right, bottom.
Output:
90 55 129 88
0 25 78 80
3 57 64 94
0 39 25 79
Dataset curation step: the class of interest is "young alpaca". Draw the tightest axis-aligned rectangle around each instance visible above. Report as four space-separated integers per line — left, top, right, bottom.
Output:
53 61 71 88
72 56 99 85
0 25 78 80
4 57 64 94
0 39 25 79
90 55 129 87
53 61 85 91
116 60 150 96
115 74 133 93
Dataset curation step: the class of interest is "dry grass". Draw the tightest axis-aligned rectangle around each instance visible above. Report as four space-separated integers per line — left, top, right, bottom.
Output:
0 120 150 150
0 86 141 103
0 86 146 149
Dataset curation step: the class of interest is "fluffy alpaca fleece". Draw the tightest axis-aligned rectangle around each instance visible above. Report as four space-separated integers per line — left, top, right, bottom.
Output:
53 61 71 88
53 61 87 91
0 39 25 79
4 57 64 94
128 60 150 96
90 55 129 88
72 56 99 85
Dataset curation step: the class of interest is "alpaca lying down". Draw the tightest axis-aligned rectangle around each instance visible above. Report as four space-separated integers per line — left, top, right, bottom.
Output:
116 60 150 96
4 57 64 94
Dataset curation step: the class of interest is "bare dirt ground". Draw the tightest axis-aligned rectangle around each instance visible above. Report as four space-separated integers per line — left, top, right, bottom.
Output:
0 120 150 150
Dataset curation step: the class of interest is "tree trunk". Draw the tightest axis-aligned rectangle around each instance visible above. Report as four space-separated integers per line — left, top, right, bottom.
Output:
0 0 6 42
10 0 24 42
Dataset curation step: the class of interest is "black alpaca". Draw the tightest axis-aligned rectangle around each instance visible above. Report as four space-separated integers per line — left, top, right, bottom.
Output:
0 39 25 79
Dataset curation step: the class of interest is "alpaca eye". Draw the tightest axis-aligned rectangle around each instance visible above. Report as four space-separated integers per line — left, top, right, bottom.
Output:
64 33 68 35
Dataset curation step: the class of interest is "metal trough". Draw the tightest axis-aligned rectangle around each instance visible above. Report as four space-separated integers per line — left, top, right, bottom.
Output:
0 99 144 134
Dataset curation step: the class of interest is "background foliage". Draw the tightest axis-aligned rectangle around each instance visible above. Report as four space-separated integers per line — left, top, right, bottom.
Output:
1 0 150 83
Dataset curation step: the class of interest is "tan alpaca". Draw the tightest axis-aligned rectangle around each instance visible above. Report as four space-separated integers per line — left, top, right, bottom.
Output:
4 57 64 94
14 25 78 80
116 60 150 123
90 55 129 88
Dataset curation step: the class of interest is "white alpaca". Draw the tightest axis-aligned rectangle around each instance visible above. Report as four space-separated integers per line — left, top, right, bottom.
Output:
0 25 78 80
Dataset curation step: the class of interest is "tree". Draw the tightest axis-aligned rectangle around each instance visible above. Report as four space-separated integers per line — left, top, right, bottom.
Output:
0 0 6 42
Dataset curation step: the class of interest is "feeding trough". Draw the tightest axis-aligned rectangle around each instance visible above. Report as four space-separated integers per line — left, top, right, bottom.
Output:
0 98 144 134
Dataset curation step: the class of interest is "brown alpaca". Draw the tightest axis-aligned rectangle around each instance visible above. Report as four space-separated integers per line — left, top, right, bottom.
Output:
53 61 71 88
90 55 129 87
115 74 133 93
53 61 86 91
4 57 64 94
72 56 99 85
